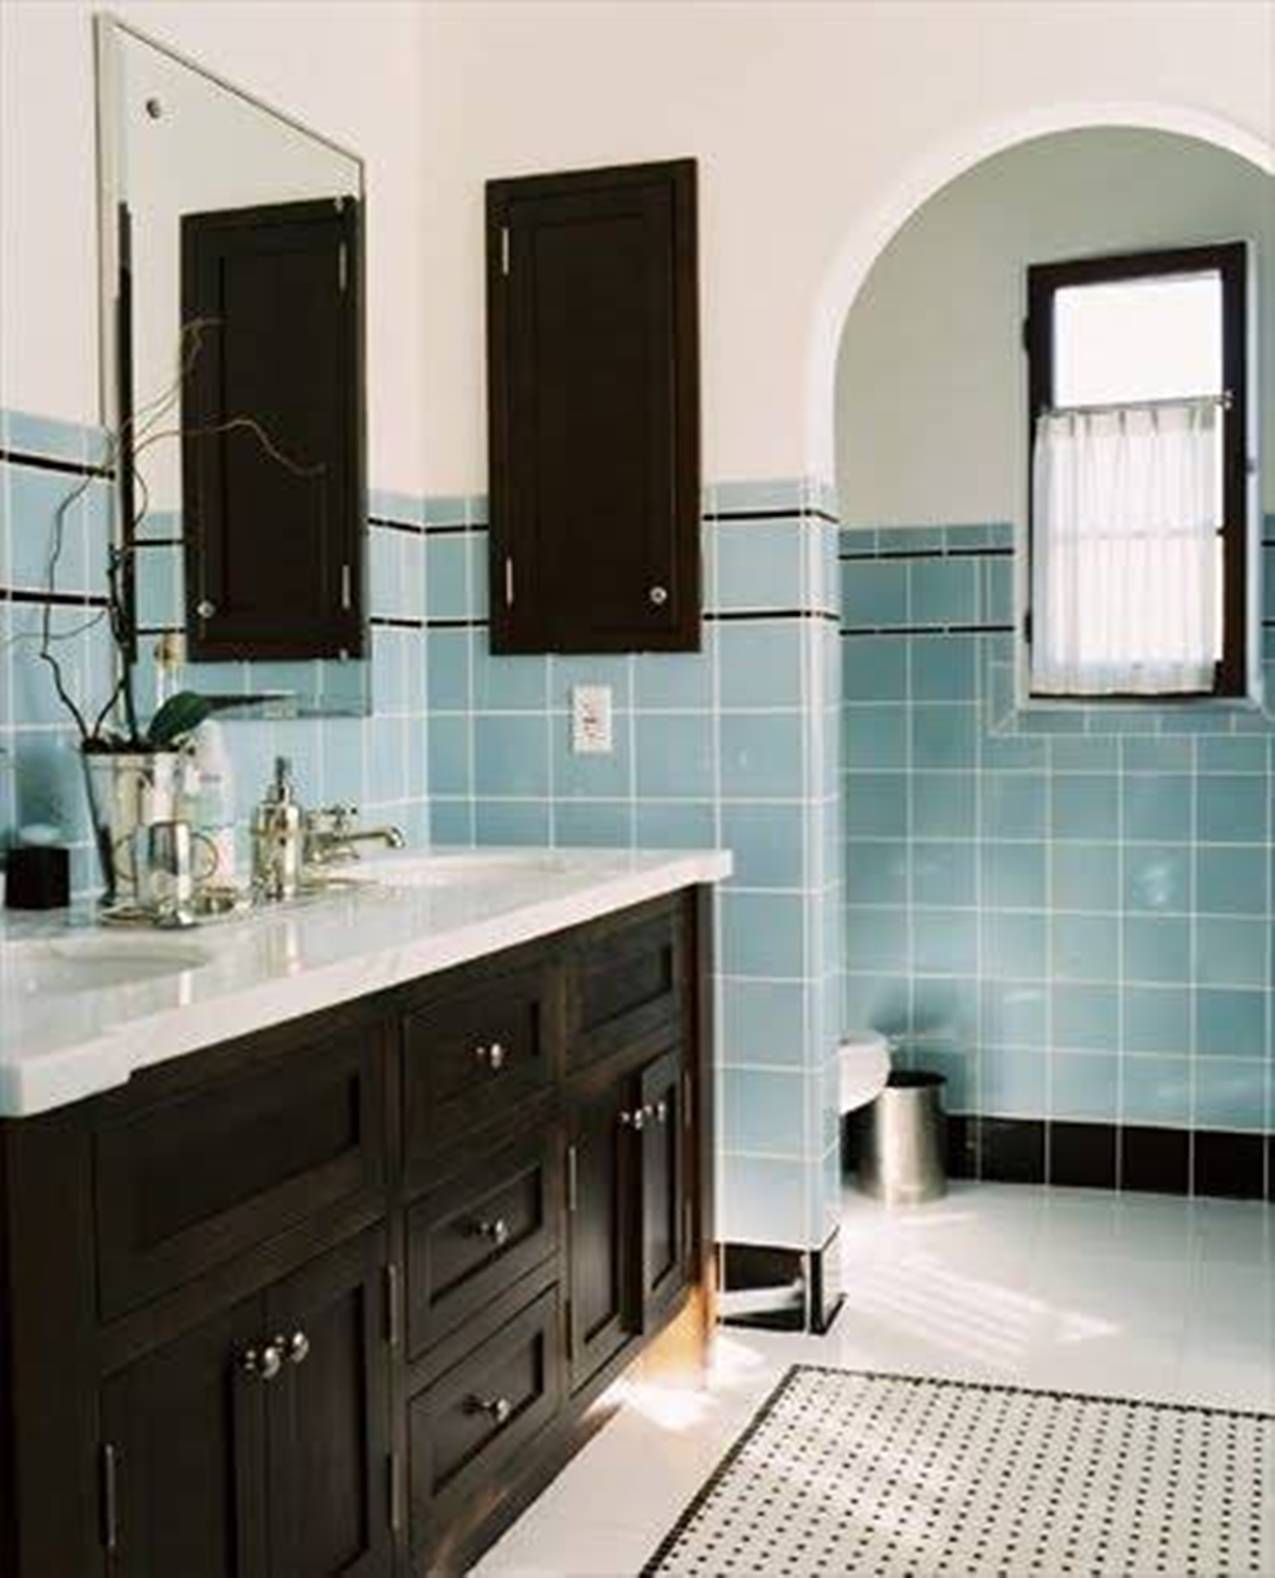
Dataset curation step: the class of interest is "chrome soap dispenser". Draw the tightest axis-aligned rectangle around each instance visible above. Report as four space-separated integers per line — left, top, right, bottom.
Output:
251 756 303 901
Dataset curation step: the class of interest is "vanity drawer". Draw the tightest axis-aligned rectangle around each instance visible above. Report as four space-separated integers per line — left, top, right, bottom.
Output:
409 1285 562 1559
94 1021 387 1320
406 1126 562 1357
567 901 683 1069
402 961 555 1170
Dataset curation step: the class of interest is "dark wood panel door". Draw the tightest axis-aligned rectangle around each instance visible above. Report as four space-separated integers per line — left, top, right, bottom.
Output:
487 159 699 653
181 196 364 661
565 1072 640 1392
264 1229 393 1578
638 1048 687 1326
100 1293 268 1578
95 1020 387 1320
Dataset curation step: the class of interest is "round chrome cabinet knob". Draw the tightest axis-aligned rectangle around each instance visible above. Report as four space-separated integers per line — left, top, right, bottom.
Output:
648 585 668 607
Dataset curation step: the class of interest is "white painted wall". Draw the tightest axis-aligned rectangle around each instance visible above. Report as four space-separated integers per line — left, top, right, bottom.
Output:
418 0 1273 491
835 129 1275 527
0 0 427 493
2 1 1271 494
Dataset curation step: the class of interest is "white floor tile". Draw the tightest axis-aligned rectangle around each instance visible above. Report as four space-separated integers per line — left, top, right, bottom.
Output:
475 1181 1275 1576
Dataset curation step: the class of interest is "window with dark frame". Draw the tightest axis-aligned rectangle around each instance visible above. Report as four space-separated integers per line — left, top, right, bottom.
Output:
1024 242 1249 699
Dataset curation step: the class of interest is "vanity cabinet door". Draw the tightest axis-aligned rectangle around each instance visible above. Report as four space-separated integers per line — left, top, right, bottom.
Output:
99 1229 394 1578
638 1047 688 1327
565 1070 640 1392
100 1294 269 1578
263 1227 394 1578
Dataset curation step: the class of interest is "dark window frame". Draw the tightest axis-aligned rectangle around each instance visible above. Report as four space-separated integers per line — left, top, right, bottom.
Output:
1025 241 1249 700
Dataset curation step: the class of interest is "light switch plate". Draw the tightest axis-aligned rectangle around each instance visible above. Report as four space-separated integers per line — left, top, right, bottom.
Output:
571 685 613 754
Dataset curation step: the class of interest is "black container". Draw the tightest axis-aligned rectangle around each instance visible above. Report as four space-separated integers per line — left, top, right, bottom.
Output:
5 845 71 910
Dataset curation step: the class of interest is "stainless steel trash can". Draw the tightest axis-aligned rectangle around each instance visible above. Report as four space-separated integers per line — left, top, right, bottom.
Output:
857 1070 947 1204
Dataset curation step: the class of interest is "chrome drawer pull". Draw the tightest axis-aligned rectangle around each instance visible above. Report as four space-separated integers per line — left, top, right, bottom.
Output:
471 1216 510 1248
284 1329 310 1366
475 1041 506 1072
655 1098 668 1125
240 1341 283 1382
468 1393 512 1426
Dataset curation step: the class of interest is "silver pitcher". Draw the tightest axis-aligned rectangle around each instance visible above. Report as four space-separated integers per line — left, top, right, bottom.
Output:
81 749 188 910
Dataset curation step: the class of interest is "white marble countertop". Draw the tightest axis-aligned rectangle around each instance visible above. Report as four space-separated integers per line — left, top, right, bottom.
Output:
0 847 731 1118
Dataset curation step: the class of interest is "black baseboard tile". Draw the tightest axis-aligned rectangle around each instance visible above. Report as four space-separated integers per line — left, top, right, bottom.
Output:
948 1118 1268 1201
1193 1131 1266 1200
809 1226 844 1335
946 1114 978 1180
719 1243 807 1332
978 1117 1047 1184
1120 1126 1191 1196
1048 1121 1117 1190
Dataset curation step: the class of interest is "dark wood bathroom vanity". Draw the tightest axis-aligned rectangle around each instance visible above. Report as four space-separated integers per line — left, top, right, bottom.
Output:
0 887 714 1577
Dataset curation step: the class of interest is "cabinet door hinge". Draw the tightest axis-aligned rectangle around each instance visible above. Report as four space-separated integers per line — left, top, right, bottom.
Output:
101 1442 119 1553
565 1142 578 1213
499 225 511 277
385 1262 401 1350
1023 608 1033 645
504 556 515 608
388 1450 402 1534
340 563 352 611
338 241 349 293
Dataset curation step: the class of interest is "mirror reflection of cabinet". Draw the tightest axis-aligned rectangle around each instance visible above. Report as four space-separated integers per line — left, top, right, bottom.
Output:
96 16 370 709
181 198 364 660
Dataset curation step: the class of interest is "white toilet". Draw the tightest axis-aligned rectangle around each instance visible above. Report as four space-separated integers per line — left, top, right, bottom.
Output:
840 1030 891 1114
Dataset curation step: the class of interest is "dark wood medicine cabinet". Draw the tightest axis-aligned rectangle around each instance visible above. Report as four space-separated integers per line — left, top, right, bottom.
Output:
485 158 702 654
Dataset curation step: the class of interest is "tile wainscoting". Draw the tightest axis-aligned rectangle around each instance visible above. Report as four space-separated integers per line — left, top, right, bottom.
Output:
841 520 1275 1200
0 409 844 1254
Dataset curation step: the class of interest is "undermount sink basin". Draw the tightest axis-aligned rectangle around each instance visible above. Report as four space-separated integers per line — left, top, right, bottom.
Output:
2 936 213 997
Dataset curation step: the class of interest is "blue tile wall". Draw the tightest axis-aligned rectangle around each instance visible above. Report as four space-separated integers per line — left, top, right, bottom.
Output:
842 521 1275 1145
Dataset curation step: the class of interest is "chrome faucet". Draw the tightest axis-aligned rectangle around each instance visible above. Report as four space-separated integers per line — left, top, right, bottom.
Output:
302 804 406 868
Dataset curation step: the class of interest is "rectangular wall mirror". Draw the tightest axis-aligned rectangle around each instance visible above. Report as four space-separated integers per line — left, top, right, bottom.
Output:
95 13 370 716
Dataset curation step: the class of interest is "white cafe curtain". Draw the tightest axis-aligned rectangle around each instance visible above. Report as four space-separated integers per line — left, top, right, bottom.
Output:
1031 399 1221 695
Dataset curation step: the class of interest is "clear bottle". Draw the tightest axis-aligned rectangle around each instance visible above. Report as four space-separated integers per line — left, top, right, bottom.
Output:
191 721 237 884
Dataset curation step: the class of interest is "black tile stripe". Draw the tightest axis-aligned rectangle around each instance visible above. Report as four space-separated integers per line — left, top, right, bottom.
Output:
704 507 839 525
841 622 1014 637
840 545 1014 562
1 586 110 609
0 447 113 480
369 615 428 631
706 609 840 624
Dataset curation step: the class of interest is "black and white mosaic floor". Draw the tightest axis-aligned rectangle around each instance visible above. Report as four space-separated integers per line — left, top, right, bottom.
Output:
642 1366 1275 1577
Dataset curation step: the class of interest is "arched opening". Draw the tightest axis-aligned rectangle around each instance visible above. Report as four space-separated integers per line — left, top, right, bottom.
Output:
805 103 1274 483
832 112 1275 1199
